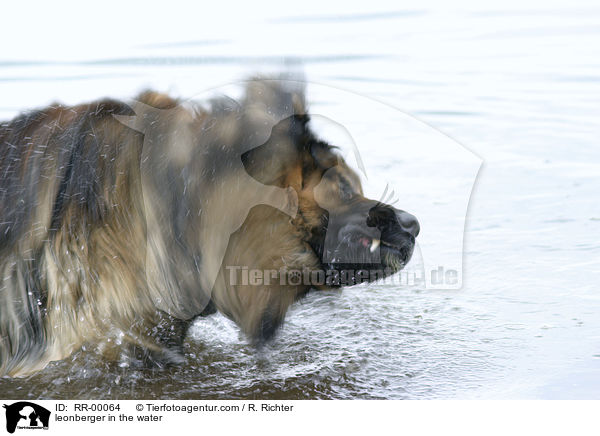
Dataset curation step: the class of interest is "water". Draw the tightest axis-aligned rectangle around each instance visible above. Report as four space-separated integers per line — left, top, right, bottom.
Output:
1 1 600 399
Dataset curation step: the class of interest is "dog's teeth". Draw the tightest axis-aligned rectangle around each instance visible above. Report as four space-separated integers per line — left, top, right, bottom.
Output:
370 239 380 253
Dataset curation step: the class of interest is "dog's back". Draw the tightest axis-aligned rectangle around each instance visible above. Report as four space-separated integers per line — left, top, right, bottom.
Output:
0 99 155 375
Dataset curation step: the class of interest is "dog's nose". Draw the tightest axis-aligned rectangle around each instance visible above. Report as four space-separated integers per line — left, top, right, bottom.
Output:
396 211 420 237
368 205 419 238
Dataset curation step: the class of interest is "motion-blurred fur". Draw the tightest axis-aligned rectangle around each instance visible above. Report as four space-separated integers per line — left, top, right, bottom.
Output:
0 79 417 376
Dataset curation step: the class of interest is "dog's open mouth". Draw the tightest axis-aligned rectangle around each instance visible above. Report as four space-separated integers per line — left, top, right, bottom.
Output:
357 236 405 253
315 226 415 287
356 232 414 268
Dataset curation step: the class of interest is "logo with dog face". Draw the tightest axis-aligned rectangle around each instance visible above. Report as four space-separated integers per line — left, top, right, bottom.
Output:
117 79 480 296
113 77 481 341
2 402 50 433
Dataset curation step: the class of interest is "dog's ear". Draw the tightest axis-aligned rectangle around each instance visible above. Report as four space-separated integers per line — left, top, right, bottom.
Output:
241 115 308 187
309 140 339 171
289 114 310 140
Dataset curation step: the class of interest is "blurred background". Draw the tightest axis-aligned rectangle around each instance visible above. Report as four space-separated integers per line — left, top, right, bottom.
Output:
1 0 599 399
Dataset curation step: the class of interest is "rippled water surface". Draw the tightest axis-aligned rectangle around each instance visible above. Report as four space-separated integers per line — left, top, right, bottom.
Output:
1 1 599 399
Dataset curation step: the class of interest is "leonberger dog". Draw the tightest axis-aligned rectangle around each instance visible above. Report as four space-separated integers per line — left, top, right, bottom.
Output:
0 79 419 376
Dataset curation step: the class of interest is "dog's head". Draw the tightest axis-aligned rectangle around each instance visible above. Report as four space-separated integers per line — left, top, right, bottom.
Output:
241 111 419 286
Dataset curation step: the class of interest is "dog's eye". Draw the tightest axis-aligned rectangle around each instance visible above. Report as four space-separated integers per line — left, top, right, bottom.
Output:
340 183 354 201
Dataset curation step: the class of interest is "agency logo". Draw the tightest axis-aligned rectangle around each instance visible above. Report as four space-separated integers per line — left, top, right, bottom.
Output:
116 77 481 307
2 402 50 433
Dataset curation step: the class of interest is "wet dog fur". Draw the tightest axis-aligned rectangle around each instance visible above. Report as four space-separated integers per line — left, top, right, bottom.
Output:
0 79 418 376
